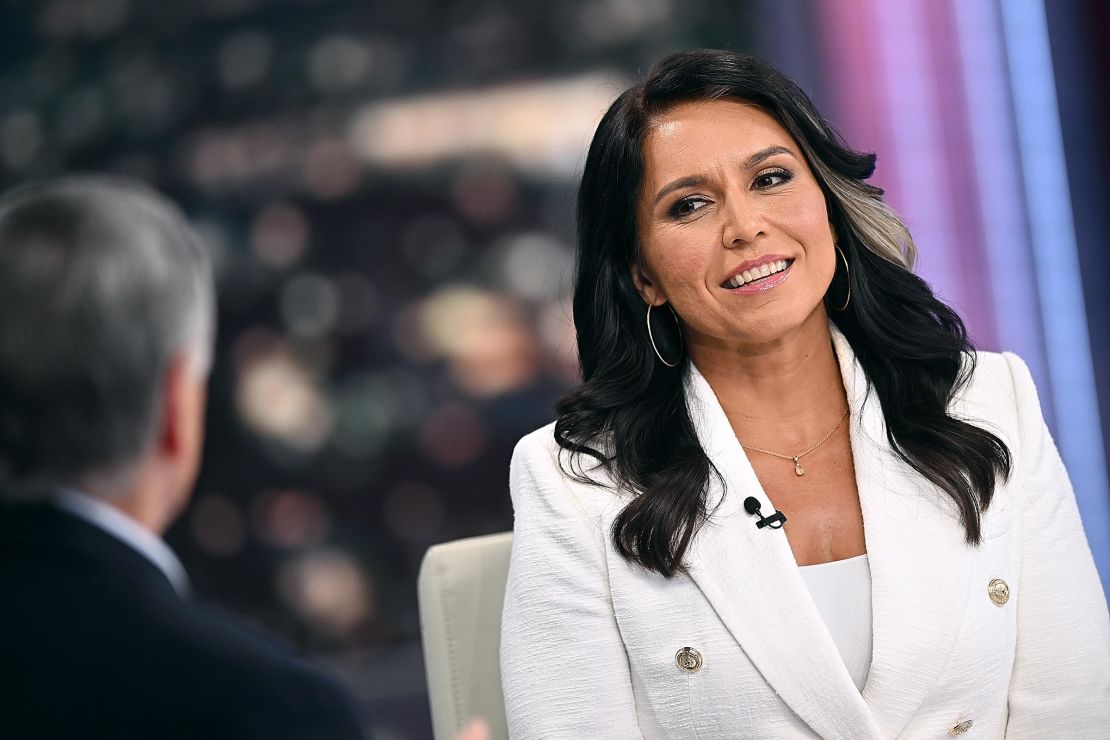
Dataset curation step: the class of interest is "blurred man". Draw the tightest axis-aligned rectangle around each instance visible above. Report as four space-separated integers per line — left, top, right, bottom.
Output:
0 177 366 740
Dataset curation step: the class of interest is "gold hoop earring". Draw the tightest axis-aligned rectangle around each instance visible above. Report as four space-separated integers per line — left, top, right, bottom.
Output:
831 244 851 312
646 303 683 367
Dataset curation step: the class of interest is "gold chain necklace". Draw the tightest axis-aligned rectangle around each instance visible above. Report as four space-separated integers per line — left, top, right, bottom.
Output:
739 407 849 476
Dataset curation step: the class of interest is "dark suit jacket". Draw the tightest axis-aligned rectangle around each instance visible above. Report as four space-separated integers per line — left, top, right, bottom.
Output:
0 504 367 740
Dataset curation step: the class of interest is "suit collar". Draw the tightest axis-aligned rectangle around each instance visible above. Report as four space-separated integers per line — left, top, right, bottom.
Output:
53 489 190 596
682 324 970 739
0 503 184 601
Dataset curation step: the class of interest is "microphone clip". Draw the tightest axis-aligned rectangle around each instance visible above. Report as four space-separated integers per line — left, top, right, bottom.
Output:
743 496 787 530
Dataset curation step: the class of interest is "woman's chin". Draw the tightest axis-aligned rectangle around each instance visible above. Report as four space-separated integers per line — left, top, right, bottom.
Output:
723 306 829 350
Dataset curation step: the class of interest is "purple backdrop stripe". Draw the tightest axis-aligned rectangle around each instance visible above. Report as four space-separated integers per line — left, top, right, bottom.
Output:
870 0 964 309
813 0 895 184
951 0 1050 413
922 0 998 349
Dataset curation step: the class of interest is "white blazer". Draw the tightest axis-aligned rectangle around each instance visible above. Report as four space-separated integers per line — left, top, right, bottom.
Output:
500 329 1110 739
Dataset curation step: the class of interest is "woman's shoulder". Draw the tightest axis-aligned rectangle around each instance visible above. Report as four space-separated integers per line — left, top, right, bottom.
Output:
513 422 615 475
961 350 1036 403
512 422 560 465
510 422 623 519
956 350 1043 444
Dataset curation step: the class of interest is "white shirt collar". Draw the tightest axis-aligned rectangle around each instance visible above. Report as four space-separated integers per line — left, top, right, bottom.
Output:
53 488 190 596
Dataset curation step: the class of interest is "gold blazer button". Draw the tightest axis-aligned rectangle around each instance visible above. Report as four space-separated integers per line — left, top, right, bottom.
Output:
948 719 973 735
675 647 703 673
988 578 1010 605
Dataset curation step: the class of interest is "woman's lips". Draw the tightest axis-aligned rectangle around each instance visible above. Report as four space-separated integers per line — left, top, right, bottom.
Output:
723 260 793 295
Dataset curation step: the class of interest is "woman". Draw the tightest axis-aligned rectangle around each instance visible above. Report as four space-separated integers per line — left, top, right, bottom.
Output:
500 50 1110 738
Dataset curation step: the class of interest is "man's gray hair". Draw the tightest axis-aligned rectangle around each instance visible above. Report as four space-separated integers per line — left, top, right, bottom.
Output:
0 175 215 501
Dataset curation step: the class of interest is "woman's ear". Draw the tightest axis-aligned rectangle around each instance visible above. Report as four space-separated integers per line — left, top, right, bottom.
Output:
829 220 838 245
630 260 665 306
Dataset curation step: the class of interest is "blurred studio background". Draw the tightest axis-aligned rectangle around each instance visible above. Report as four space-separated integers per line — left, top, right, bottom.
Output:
1 0 1108 737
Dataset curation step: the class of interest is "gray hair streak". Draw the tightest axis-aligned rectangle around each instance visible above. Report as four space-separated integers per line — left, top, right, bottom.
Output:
788 137 918 271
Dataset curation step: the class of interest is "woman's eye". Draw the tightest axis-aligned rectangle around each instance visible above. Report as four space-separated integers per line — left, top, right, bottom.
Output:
668 197 709 219
753 168 792 189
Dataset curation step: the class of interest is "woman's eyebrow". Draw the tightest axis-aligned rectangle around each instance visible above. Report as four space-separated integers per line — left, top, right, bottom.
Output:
651 146 798 207
743 145 796 169
652 175 707 207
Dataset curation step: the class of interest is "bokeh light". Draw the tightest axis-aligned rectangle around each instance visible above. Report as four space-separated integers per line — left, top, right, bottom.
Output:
277 550 374 637
250 202 309 269
410 285 539 397
252 489 331 550
234 339 334 453
189 494 247 558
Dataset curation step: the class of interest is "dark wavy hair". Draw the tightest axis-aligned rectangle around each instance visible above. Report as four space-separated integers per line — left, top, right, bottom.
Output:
554 49 1012 577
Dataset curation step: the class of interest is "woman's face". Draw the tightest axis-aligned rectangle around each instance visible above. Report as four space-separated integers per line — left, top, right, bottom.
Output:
633 99 837 352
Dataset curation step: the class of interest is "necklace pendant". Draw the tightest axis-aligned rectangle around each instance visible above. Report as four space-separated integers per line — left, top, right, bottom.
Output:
793 456 805 476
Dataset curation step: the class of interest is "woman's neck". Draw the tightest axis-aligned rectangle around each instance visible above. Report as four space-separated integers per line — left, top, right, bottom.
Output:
688 313 847 448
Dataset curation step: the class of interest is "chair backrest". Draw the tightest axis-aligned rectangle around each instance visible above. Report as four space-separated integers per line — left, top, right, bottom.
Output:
418 532 513 740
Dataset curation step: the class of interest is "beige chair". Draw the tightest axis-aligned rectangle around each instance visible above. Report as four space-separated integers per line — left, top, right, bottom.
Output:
418 532 513 740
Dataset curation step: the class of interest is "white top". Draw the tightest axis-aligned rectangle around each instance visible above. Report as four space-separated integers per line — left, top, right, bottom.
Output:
798 553 873 692
53 488 190 596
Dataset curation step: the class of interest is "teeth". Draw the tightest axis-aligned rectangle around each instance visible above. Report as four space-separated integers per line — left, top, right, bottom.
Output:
727 259 790 288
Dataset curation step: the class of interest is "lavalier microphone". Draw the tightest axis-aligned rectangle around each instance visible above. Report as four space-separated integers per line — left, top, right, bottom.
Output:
743 496 787 530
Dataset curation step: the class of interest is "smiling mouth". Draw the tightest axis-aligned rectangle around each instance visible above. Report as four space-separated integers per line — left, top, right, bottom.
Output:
722 258 793 289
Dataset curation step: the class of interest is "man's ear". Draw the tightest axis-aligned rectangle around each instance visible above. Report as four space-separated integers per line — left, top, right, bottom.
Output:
156 351 207 487
158 354 190 457
630 259 665 307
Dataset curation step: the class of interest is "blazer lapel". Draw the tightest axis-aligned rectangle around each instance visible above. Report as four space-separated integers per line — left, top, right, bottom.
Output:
682 327 974 739
831 329 973 738
683 363 884 740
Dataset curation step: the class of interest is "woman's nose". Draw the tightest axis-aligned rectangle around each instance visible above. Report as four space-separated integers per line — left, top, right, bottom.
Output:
721 197 766 248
